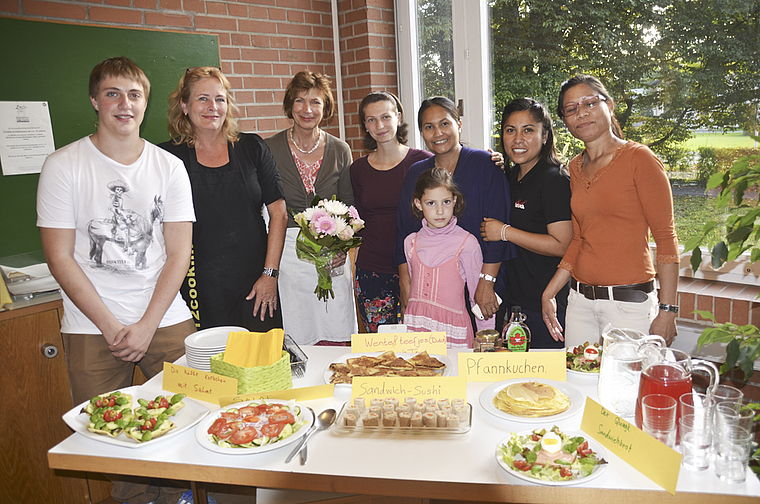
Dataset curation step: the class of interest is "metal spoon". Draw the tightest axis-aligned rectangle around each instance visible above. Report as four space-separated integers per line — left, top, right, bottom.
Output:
285 408 336 463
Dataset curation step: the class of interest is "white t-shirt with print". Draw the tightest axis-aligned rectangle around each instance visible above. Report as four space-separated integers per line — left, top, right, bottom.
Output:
37 136 195 334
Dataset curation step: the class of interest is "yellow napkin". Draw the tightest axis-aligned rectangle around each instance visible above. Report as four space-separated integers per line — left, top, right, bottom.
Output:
223 328 284 368
0 274 12 309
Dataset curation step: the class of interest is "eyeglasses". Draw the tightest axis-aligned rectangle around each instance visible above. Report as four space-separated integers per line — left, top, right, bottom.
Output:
561 94 606 117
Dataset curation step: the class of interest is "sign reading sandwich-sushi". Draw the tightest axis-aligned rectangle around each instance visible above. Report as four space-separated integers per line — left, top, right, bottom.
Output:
351 376 467 406
458 351 566 381
351 332 447 354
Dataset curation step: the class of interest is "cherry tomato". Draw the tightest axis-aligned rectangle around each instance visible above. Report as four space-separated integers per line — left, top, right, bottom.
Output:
513 460 529 471
142 417 157 431
208 418 228 436
560 466 572 478
269 411 296 424
261 422 285 437
103 409 122 422
531 433 541 442
208 418 240 439
229 426 259 445
254 404 272 415
576 441 592 457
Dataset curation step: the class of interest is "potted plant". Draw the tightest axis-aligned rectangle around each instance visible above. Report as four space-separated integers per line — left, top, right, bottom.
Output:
685 143 760 475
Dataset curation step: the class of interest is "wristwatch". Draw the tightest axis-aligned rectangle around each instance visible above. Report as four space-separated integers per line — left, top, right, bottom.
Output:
658 303 679 314
262 268 279 279
478 273 497 283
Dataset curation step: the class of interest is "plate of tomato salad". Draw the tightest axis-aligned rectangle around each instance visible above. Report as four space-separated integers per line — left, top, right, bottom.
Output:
195 399 313 454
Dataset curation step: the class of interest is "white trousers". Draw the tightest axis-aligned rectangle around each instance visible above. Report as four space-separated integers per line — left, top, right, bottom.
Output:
564 287 657 348
279 228 358 345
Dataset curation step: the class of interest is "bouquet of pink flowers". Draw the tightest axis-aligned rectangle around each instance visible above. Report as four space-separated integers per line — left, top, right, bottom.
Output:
291 196 364 302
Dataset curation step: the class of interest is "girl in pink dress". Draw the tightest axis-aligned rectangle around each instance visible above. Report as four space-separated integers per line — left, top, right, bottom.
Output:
403 168 495 348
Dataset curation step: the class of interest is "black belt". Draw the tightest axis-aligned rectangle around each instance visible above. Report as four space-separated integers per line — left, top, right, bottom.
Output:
570 278 654 303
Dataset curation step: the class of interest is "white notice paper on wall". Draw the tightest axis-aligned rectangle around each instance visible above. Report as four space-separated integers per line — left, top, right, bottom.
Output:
0 101 55 176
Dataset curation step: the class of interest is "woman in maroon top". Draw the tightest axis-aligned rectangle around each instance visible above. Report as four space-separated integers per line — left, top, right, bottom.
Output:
350 92 432 332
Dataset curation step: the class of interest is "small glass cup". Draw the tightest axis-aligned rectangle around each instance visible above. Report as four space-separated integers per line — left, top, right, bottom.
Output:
641 394 677 447
679 391 714 428
709 384 743 407
715 403 755 433
679 414 712 471
714 425 753 484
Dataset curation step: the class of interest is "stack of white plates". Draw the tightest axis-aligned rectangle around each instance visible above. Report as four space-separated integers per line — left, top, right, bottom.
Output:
184 326 247 372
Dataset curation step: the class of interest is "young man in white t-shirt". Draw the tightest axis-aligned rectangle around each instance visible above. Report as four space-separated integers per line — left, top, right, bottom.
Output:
37 57 197 504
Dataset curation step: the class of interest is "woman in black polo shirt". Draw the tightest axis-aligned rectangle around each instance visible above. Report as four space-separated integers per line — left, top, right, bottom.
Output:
480 98 572 348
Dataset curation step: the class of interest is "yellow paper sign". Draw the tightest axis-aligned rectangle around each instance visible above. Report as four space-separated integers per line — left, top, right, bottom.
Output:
217 384 335 407
581 398 681 495
351 376 467 406
162 362 238 405
458 351 566 381
351 332 447 355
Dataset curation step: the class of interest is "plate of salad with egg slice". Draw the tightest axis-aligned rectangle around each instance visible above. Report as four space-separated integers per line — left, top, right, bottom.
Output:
566 342 602 376
496 427 608 485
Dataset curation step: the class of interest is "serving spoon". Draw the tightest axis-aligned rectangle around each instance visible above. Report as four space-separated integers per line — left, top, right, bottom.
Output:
285 408 336 464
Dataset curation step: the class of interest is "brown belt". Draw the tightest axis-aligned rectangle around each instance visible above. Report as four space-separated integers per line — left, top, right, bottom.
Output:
570 278 654 303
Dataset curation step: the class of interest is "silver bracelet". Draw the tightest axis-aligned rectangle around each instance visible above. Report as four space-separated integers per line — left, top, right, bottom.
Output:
658 303 679 314
500 224 510 241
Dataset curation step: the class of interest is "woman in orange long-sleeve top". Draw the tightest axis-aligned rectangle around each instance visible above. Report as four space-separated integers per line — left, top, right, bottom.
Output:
541 74 680 346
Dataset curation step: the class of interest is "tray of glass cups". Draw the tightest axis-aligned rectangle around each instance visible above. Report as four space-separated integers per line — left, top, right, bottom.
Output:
336 396 472 434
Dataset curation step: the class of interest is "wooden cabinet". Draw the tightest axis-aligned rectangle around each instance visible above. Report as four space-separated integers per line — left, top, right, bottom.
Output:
0 299 109 504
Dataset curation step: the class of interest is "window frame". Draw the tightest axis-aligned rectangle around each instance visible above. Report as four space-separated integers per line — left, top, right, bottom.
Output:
395 0 492 150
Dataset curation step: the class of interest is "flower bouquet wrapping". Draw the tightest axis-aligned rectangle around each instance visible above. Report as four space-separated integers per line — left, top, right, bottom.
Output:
290 196 364 302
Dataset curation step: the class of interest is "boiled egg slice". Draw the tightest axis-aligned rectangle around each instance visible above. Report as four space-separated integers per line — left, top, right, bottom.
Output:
584 346 600 362
541 431 563 455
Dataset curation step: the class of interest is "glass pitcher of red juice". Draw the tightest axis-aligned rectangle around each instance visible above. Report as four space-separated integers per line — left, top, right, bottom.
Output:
634 345 718 430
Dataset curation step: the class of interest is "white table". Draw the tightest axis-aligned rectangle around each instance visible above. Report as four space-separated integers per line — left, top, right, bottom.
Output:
48 347 760 503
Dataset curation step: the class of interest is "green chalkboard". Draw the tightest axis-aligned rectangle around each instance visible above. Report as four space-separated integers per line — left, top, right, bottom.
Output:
0 17 220 257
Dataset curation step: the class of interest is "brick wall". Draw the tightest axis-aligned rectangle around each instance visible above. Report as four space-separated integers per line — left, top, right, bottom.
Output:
678 278 760 327
1 0 399 156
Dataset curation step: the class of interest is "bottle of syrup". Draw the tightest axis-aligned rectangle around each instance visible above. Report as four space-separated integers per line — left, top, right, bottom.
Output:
503 306 531 352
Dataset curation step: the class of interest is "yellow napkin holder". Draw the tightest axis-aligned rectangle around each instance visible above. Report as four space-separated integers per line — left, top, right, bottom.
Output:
210 350 292 395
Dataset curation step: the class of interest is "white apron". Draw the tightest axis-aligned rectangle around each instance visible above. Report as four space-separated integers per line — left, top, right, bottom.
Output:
279 227 357 345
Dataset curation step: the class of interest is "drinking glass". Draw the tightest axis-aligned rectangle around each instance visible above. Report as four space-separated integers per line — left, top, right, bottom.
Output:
714 426 753 483
715 403 754 433
641 394 677 447
679 414 712 471
709 384 743 407
679 391 714 428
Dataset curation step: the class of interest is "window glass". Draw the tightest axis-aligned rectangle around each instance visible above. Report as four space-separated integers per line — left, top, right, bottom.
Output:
417 0 456 100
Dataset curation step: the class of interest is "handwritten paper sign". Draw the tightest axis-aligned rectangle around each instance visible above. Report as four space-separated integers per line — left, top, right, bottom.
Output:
581 398 681 495
218 384 335 408
457 351 566 381
162 362 237 404
351 332 447 354
351 376 466 406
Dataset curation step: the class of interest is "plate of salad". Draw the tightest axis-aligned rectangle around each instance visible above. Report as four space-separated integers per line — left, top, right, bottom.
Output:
495 427 608 485
195 399 312 454
566 342 602 377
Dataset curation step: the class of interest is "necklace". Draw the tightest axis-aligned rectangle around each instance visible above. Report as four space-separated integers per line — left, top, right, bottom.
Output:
435 164 455 175
289 128 321 155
